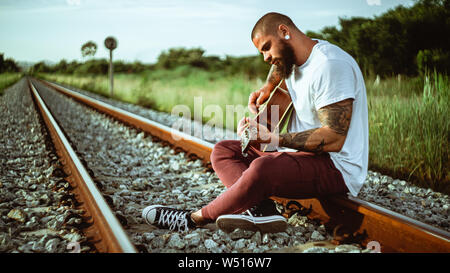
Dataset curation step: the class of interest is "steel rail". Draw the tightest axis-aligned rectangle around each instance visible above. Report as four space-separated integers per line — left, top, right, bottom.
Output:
29 79 137 253
40 79 450 253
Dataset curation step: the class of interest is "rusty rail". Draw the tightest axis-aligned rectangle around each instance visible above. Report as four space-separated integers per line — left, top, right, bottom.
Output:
40 79 450 253
29 79 136 253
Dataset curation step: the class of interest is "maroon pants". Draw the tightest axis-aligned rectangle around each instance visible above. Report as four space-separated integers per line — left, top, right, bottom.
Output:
201 140 348 220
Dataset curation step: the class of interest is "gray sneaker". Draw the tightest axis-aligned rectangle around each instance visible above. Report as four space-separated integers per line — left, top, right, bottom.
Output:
216 200 287 233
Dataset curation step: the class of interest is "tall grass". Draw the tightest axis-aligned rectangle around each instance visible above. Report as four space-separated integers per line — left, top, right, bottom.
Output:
367 71 449 193
0 73 23 96
40 70 449 193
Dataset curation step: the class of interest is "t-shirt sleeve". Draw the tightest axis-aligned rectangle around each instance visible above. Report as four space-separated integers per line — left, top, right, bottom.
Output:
312 59 356 110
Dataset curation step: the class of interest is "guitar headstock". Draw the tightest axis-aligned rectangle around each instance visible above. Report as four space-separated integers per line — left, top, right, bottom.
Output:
240 126 257 157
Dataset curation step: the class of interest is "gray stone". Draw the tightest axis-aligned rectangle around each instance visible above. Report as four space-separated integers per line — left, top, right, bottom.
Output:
45 238 60 252
251 231 262 245
204 239 218 250
167 233 185 250
234 239 246 250
275 237 286 245
262 233 270 244
0 233 12 252
151 236 166 248
334 244 362 253
310 231 325 241
302 247 330 253
247 242 257 251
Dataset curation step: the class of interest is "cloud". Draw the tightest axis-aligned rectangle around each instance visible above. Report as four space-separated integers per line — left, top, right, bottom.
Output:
366 0 381 5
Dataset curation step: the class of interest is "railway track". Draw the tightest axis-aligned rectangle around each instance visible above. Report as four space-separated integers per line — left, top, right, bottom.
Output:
27 77 450 253
28 79 136 253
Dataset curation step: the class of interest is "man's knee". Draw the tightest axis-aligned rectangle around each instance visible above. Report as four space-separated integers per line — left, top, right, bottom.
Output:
236 156 276 197
211 140 240 163
247 156 275 183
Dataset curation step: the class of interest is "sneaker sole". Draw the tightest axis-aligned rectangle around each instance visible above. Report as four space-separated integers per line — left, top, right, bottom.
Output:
216 214 287 234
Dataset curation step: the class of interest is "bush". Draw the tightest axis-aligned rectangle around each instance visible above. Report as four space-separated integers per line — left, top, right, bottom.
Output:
0 54 20 73
417 49 450 75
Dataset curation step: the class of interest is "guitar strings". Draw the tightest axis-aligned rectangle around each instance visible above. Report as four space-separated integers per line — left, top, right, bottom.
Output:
242 79 293 152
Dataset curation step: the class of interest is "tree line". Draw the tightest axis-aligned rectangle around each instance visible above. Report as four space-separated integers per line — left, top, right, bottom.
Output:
28 0 449 78
0 54 20 73
29 48 269 79
307 0 449 76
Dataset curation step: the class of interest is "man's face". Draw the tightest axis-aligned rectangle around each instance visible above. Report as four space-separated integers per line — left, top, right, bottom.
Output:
253 33 295 78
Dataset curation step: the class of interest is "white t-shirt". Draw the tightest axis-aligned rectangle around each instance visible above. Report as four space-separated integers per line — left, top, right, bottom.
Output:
284 39 369 197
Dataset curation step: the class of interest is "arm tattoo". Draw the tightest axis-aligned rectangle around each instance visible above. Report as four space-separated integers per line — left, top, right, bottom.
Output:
317 99 353 136
279 99 353 153
280 128 325 153
266 64 283 86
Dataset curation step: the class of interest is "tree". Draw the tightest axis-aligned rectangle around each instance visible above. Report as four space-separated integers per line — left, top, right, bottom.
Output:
31 61 51 73
157 47 206 69
54 59 68 73
417 49 450 74
0 53 20 73
81 41 97 59
308 0 450 76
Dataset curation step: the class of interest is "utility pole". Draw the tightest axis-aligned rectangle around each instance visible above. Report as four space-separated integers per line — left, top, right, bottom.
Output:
104 36 117 98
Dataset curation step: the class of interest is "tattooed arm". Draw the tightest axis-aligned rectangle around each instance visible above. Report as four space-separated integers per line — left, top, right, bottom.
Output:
278 98 354 153
248 65 284 114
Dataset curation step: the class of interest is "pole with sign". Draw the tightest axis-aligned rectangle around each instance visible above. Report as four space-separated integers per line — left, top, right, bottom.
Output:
104 36 117 98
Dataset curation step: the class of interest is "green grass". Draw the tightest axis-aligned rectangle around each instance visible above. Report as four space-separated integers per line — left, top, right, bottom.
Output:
367 72 449 193
0 73 23 96
39 69 449 194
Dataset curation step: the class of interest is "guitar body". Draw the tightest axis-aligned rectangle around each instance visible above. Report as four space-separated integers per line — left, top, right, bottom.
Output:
241 80 293 155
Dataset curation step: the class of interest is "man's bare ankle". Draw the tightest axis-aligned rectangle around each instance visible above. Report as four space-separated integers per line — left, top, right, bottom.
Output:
190 212 212 226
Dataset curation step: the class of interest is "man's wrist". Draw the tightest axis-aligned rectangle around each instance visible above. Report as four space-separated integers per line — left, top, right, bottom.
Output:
273 133 283 147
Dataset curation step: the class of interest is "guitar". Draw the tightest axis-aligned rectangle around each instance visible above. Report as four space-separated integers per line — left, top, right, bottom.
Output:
240 79 293 156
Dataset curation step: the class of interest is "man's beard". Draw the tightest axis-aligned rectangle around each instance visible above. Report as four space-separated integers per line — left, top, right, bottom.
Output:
276 40 296 78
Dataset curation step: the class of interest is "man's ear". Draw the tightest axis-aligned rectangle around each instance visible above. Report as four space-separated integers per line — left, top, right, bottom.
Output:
278 24 290 39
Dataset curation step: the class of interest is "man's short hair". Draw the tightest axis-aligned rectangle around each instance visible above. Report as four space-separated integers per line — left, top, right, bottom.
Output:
251 12 296 40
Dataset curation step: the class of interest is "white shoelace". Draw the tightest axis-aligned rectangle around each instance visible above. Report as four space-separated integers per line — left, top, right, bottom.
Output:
158 209 189 232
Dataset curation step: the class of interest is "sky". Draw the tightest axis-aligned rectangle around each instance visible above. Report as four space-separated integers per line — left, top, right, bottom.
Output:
0 0 416 64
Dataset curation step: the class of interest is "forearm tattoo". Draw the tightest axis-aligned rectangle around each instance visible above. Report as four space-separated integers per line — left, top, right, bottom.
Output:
279 99 353 153
280 128 324 153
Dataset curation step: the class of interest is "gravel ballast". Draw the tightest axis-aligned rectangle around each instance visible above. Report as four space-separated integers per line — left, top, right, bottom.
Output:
0 79 87 253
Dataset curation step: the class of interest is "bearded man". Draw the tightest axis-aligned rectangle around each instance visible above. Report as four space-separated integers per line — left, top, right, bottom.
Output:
142 12 369 234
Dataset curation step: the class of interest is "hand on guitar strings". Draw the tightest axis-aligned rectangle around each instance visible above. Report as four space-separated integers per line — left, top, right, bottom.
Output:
237 117 280 146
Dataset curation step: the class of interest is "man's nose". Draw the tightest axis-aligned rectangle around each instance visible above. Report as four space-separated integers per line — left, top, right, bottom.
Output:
263 52 272 63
